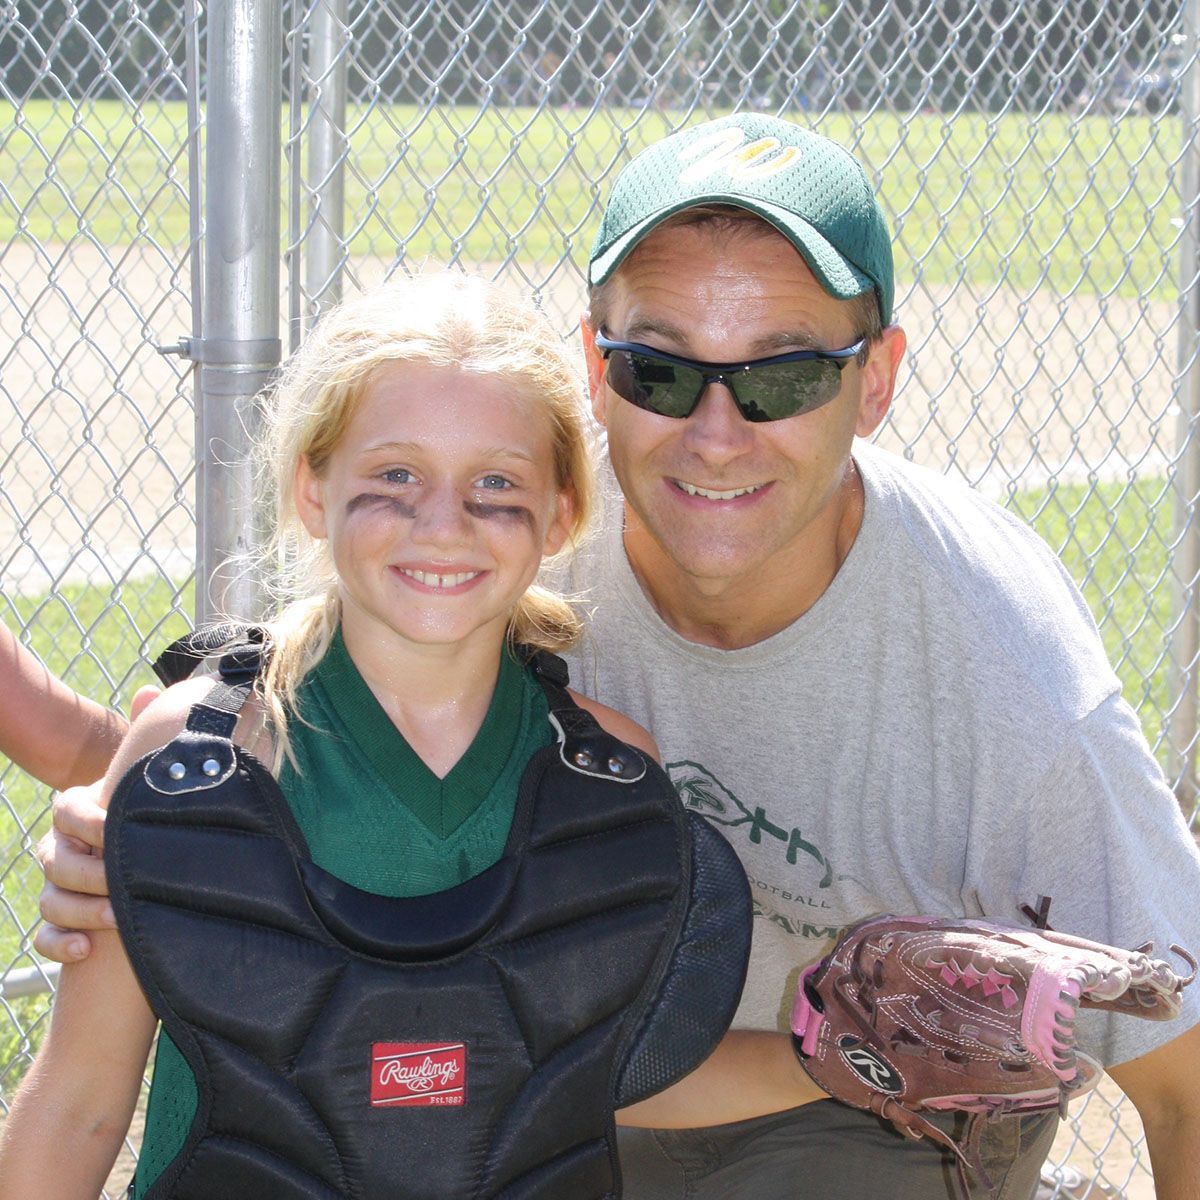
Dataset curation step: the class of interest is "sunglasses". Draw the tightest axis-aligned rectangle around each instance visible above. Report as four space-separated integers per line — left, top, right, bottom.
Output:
595 331 865 423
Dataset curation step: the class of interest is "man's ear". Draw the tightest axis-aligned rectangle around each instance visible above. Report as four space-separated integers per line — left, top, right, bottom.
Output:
855 324 906 438
293 454 328 539
580 315 609 426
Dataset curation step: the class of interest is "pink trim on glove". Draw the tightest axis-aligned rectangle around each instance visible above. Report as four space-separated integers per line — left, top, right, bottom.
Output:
790 963 825 1058
1022 956 1083 1083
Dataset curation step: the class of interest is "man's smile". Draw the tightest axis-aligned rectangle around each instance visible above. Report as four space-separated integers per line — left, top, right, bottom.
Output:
671 479 770 502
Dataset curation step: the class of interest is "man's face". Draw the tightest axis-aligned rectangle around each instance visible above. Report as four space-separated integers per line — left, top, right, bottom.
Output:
583 220 904 597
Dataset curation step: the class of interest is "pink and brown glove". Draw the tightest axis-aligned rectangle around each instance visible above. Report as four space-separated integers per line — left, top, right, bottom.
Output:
790 912 1195 1198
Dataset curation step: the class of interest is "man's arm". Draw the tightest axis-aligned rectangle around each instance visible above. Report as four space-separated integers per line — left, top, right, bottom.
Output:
0 622 130 791
1109 1022 1200 1200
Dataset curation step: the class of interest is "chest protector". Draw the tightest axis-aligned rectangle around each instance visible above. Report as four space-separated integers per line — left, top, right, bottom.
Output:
106 632 751 1200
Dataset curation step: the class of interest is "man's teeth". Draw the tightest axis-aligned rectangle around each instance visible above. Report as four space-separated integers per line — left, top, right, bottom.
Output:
677 481 762 501
402 569 480 588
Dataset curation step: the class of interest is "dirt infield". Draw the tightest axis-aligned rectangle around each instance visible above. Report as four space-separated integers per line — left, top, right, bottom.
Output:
0 240 1186 595
0 240 196 593
1049 1076 1155 1198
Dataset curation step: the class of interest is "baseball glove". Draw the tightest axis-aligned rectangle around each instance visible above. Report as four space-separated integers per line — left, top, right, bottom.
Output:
790 910 1195 1198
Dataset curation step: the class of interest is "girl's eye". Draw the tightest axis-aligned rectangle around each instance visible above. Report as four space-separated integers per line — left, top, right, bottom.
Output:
477 474 512 490
382 468 414 485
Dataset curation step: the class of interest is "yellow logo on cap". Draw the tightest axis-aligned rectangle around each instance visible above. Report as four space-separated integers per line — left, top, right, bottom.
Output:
677 128 803 185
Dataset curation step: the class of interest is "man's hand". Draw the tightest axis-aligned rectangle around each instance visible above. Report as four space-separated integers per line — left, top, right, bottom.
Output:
32 684 159 962
34 782 112 961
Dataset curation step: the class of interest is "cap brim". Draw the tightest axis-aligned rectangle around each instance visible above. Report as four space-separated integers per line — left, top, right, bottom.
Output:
588 196 876 307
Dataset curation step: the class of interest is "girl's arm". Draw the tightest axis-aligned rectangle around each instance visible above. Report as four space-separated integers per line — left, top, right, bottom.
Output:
616 1029 825 1128
0 681 206 1198
0 622 129 790
0 931 157 1199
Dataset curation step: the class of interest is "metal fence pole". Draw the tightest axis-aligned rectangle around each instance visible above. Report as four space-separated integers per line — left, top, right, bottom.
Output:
1171 3 1200 814
194 0 284 623
305 0 349 322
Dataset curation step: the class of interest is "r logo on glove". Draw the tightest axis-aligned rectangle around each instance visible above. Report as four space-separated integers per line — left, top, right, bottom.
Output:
790 911 1195 1199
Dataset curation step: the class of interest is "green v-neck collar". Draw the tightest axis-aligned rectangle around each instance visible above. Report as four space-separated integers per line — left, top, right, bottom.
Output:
312 629 526 838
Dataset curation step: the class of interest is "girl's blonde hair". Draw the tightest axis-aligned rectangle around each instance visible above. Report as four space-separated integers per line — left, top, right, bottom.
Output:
256 272 596 753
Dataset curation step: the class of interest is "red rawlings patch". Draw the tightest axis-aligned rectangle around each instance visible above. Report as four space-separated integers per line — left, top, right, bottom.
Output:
371 1042 467 1107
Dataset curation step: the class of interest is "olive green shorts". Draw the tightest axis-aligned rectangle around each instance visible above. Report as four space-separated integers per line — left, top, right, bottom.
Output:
617 1101 1057 1200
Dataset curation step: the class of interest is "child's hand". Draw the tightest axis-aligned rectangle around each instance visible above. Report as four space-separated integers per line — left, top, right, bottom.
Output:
32 684 159 962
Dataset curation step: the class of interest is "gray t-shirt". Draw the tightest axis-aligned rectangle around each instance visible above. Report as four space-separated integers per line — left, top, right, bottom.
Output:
560 440 1200 1067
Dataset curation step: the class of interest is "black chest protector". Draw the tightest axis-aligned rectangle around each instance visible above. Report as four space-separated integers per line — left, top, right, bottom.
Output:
107 633 751 1200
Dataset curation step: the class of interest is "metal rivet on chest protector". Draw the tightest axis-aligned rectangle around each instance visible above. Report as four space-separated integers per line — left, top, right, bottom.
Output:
607 755 629 776
167 761 187 781
573 749 596 769
201 758 221 777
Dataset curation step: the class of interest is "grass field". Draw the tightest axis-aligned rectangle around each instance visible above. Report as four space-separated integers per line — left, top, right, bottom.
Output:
1013 476 1178 736
0 101 1188 301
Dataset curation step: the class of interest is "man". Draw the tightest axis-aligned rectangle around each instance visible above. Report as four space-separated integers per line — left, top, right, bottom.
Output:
36 114 1200 1198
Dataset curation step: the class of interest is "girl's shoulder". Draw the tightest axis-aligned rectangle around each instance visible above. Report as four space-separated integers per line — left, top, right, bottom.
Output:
108 675 272 787
567 687 660 764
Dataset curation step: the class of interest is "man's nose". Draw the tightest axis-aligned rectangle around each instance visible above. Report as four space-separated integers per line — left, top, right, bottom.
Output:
680 381 756 461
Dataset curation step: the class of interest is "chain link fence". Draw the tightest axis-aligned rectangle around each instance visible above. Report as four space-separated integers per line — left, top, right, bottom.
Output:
3 1 1199 1195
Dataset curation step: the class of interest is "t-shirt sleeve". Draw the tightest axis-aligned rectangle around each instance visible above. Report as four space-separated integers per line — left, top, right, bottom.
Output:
971 691 1200 1067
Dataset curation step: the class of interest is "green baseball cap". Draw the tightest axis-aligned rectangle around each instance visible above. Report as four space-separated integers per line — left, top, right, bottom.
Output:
588 113 894 325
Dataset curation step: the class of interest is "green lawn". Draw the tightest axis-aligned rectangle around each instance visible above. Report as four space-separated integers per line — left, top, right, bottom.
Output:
0 101 1189 301
1012 476 1179 756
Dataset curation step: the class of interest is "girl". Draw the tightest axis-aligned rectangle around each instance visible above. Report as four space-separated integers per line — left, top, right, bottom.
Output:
0 273 751 1199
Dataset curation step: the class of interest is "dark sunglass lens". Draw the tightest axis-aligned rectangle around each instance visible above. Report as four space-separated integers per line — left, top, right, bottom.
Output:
604 349 640 404
737 360 844 421
625 352 700 418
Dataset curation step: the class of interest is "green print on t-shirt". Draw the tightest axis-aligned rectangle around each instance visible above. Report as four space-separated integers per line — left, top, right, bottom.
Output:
667 759 834 887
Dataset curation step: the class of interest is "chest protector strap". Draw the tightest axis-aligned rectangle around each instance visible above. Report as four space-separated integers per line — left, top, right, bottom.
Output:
108 632 751 1200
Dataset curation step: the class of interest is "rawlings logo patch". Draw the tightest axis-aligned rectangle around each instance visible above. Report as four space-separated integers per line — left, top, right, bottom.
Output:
837 1035 902 1094
371 1042 466 1107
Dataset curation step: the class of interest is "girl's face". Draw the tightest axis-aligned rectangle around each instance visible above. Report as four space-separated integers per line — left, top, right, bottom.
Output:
294 360 574 654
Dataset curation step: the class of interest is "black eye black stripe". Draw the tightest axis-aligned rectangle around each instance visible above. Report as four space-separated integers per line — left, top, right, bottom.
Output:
347 492 535 530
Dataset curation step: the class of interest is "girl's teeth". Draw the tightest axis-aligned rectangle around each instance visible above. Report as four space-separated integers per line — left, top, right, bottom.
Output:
403 569 479 588
678 481 761 500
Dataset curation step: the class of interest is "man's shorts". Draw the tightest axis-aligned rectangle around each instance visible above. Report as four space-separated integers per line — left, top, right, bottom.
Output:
617 1101 1057 1200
